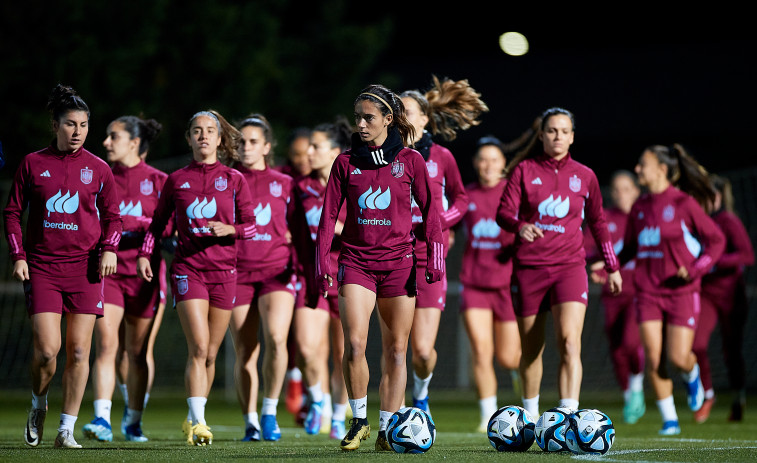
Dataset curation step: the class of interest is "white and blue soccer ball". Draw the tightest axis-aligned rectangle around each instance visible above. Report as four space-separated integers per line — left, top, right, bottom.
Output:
565 408 615 455
535 407 572 452
487 405 535 452
386 407 436 454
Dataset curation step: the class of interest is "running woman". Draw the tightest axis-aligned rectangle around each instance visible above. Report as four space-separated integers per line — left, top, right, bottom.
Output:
315 85 444 451
399 76 487 414
290 116 352 438
586 170 645 424
82 115 167 443
496 107 622 419
458 136 521 432
5 84 122 449
616 143 726 435
691 174 754 423
229 114 295 442
137 109 257 446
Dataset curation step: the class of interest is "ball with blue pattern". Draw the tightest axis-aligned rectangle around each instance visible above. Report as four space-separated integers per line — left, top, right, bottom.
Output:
386 407 436 453
487 405 535 452
565 408 615 455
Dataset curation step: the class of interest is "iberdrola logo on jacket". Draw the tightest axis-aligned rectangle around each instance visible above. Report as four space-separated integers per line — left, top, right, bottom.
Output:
357 186 391 226
44 190 80 230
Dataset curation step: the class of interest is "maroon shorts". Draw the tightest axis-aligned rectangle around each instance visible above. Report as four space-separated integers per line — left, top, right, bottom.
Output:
337 263 417 298
295 284 340 318
415 260 447 310
171 268 237 310
104 261 167 318
24 271 104 318
460 285 516 322
511 263 588 317
635 291 701 329
235 269 297 307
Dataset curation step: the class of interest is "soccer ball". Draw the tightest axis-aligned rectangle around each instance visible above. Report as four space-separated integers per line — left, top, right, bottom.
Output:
487 405 535 452
386 407 436 454
535 407 572 452
565 409 615 455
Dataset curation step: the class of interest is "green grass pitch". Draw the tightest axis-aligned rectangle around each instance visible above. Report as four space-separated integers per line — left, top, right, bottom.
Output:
1 389 756 462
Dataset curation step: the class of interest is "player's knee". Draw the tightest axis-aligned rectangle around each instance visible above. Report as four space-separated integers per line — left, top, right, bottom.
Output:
497 350 521 370
68 344 90 364
34 346 59 366
345 338 366 361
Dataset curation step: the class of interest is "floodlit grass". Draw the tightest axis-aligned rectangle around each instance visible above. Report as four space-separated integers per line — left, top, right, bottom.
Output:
1 388 756 462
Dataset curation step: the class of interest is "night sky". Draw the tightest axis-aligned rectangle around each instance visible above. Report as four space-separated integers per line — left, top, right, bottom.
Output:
373 10 757 185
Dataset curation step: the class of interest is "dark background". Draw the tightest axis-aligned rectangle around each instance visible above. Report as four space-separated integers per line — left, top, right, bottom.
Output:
2 2 755 186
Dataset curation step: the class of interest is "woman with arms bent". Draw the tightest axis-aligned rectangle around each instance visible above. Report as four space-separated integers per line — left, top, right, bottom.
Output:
496 107 621 419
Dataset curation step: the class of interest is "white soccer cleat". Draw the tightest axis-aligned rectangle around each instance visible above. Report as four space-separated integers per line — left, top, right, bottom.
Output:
54 429 83 448
24 408 47 447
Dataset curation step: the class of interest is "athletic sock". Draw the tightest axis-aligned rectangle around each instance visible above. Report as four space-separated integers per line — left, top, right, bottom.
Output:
308 383 324 404
559 398 579 411
288 367 302 382
323 393 332 417
261 398 278 416
479 396 498 422
143 392 150 408
705 388 715 400
379 410 392 432
31 391 47 411
124 408 143 427
187 397 207 425
58 413 77 433
629 372 644 392
244 412 260 429
94 399 112 424
682 363 700 383
349 396 368 419
333 402 347 422
656 395 678 422
413 372 432 400
522 395 539 419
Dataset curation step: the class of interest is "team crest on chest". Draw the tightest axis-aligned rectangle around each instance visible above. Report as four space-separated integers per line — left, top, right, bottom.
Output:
269 180 282 197
80 167 93 185
662 204 675 222
391 161 405 178
569 175 581 193
140 179 154 195
426 160 438 178
215 176 228 192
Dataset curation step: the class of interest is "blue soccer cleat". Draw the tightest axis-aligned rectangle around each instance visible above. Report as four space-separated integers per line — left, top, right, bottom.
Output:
304 401 323 435
124 422 148 442
82 416 113 442
658 420 681 436
242 425 261 442
413 396 430 416
261 415 281 441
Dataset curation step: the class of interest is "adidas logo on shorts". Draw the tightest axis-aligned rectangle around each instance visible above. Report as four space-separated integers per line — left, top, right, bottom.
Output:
180 182 191 188
531 177 542 185
351 168 362 175
40 170 51 177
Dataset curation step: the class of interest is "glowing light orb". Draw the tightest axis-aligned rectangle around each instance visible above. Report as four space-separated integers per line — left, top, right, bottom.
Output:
500 32 529 56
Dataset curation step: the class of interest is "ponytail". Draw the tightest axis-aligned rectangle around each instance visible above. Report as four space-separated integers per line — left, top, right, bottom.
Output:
646 143 715 209
356 84 415 146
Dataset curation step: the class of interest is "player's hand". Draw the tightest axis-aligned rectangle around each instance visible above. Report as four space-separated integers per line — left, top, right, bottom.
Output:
137 256 153 282
319 274 333 298
426 268 443 284
207 221 235 237
12 260 29 282
676 265 690 281
99 251 117 277
589 261 607 284
607 270 622 295
518 223 544 242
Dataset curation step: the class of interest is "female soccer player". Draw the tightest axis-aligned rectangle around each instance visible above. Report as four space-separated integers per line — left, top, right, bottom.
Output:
587 170 645 424
137 109 257 446
399 76 487 414
691 174 754 423
4 84 122 448
616 144 725 435
291 116 352 438
459 136 521 432
82 115 167 443
229 114 295 442
315 85 444 451
496 107 622 420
